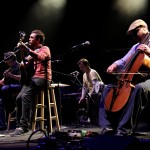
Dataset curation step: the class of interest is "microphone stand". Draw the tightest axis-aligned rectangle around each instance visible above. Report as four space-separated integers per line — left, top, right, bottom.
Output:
27 58 52 149
68 74 94 127
32 58 51 139
53 71 94 103
52 70 72 128
73 75 95 103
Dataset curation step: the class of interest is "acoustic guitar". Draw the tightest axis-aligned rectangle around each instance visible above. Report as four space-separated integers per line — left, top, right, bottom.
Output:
19 56 35 86
17 31 35 86
94 81 105 94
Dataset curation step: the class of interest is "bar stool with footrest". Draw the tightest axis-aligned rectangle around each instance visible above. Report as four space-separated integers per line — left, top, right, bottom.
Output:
32 84 60 133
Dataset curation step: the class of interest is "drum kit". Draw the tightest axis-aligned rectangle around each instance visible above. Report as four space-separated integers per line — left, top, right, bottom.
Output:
51 82 82 125
51 83 82 96
51 70 105 126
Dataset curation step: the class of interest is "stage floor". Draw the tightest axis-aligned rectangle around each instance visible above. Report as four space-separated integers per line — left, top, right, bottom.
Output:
0 123 150 150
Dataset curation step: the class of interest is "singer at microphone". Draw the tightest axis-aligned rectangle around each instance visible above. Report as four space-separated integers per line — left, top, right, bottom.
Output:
71 41 90 49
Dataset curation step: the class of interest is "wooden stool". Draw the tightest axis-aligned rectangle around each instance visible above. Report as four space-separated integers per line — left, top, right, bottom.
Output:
7 91 20 131
7 108 16 131
31 90 45 132
32 85 60 133
48 84 60 133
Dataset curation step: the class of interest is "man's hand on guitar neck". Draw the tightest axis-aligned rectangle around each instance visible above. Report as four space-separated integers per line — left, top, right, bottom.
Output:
17 42 30 54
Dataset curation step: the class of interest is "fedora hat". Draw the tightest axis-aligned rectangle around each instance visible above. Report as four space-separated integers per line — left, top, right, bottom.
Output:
127 19 147 35
4 51 16 62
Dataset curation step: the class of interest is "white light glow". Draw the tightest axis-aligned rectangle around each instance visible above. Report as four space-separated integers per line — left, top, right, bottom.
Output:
113 0 148 17
33 0 67 19
21 0 67 39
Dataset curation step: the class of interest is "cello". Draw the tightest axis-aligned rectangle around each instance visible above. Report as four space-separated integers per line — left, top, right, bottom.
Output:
104 32 150 112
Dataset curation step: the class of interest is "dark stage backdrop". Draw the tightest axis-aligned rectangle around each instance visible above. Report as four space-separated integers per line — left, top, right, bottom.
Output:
0 0 150 85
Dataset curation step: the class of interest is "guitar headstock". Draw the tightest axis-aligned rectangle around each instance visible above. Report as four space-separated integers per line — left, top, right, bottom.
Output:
19 31 26 41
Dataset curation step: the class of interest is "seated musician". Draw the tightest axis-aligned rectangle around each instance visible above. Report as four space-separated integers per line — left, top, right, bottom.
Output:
10 29 52 137
0 52 21 130
77 58 104 125
99 19 150 136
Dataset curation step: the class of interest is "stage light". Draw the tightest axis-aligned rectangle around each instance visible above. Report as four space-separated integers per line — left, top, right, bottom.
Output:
113 0 148 17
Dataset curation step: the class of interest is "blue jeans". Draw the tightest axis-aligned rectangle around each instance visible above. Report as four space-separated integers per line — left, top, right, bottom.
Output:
16 77 50 131
0 84 21 127
0 99 6 127
99 79 150 134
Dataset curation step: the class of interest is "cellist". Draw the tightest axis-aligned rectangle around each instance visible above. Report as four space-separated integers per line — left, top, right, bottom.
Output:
99 19 150 136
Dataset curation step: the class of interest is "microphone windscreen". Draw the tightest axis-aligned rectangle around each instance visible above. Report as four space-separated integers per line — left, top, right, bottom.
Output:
84 41 90 46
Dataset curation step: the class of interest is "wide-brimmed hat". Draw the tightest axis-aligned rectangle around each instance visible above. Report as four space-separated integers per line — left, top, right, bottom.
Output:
4 51 16 62
127 19 147 35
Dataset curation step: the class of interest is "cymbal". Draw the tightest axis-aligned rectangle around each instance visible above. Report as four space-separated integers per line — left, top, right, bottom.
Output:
51 83 70 87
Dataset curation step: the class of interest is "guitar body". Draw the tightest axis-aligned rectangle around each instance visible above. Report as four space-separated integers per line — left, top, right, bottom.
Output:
20 58 35 86
94 81 105 94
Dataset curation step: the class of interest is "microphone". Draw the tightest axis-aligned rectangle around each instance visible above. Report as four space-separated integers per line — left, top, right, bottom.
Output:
71 41 90 49
24 42 29 45
70 71 80 77
51 60 62 63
